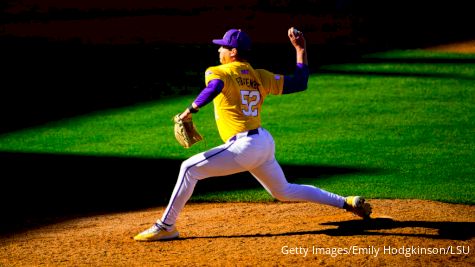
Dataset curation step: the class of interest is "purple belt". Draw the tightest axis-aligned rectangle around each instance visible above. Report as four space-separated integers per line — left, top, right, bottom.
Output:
230 128 259 141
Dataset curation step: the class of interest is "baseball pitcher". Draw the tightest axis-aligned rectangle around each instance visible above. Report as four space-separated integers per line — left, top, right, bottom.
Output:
134 27 372 241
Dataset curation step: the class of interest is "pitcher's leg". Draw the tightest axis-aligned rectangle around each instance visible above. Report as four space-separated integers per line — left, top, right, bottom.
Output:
160 143 244 226
250 158 345 208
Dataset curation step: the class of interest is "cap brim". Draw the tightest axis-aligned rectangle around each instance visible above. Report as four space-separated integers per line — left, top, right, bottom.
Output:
212 39 227 46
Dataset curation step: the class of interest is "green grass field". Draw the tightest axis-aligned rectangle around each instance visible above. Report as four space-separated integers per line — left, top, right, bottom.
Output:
0 49 474 204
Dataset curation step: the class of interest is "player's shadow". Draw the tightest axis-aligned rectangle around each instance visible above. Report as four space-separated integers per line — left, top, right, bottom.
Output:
185 218 475 241
319 218 475 240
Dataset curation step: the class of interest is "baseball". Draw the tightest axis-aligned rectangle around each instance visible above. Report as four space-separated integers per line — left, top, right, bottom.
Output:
293 28 301 36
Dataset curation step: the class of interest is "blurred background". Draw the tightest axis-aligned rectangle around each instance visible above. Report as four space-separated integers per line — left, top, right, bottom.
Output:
1 0 473 133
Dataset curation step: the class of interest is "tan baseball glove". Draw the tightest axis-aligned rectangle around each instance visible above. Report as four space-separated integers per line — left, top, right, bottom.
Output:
173 114 203 148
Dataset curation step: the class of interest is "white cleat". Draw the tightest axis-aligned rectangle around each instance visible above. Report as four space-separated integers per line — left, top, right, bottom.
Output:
134 223 179 242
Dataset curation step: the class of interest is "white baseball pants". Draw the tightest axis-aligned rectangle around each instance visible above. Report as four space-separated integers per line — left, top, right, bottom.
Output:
160 127 345 226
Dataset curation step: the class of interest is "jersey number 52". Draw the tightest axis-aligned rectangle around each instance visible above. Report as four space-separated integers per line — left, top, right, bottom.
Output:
240 90 260 117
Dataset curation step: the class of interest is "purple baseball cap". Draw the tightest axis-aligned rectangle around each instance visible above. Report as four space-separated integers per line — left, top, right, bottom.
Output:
212 29 252 50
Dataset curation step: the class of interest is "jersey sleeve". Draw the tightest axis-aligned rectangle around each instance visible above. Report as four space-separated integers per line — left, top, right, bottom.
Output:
205 66 225 85
256 69 284 96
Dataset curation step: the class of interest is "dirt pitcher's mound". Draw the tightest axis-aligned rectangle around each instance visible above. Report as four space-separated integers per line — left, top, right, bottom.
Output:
426 40 475 53
0 199 474 266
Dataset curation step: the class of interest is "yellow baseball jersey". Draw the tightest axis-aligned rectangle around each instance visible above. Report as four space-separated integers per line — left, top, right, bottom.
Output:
205 61 284 142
